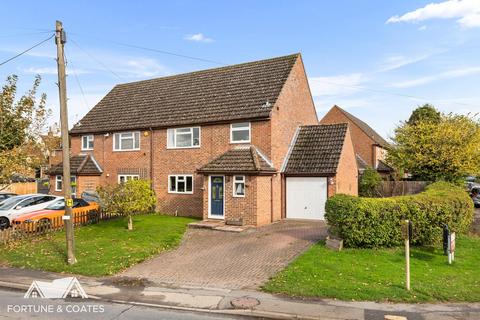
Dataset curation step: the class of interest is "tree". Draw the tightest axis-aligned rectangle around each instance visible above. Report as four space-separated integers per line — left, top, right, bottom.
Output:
359 167 382 197
97 179 156 230
0 75 51 188
388 110 480 182
407 104 441 125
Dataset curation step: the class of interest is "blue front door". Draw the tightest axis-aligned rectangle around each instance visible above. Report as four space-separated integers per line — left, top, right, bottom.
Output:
210 176 224 217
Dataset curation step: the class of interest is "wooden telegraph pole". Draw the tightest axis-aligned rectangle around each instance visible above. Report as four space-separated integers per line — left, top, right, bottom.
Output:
55 20 76 264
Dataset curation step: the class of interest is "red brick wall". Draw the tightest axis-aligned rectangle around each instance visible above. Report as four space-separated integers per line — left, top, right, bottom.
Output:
320 106 376 167
335 127 358 195
48 175 100 198
202 175 258 226
270 55 319 221
71 121 271 217
256 176 272 226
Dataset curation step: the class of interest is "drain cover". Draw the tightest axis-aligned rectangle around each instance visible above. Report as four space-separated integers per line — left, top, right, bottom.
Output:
230 296 260 309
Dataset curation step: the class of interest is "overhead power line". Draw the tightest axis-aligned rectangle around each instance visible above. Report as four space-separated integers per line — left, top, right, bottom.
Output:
313 79 478 109
69 38 123 80
64 47 90 111
70 32 225 66
0 34 55 67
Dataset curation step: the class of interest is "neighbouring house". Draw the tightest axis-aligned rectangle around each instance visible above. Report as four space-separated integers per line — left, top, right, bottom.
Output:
319 105 393 176
48 53 358 225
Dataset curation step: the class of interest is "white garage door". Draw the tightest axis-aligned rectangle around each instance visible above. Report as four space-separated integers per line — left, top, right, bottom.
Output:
286 177 327 220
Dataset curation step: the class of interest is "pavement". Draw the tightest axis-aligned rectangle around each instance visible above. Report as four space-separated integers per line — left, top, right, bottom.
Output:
0 266 479 320
0 287 243 320
122 220 327 289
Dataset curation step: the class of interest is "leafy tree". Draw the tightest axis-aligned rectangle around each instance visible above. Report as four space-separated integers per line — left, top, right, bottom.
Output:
359 167 382 197
407 104 441 125
0 75 50 188
97 179 156 230
388 111 480 182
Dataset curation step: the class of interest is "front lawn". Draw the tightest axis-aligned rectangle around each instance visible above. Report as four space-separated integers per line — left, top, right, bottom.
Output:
264 235 480 302
0 214 196 276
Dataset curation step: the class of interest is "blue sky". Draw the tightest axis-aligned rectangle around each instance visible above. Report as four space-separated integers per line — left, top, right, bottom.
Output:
1 0 479 139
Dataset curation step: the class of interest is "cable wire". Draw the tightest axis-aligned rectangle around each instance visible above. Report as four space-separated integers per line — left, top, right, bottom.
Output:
0 34 55 67
312 79 478 108
64 47 90 111
69 38 123 80
69 32 225 66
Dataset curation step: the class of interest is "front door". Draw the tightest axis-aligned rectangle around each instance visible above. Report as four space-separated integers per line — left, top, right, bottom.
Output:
210 176 224 218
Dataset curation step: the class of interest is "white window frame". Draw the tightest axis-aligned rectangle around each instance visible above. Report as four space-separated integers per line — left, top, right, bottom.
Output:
168 175 194 194
230 122 251 143
55 175 62 191
81 135 94 150
113 132 140 151
233 175 246 197
118 174 140 184
167 127 201 149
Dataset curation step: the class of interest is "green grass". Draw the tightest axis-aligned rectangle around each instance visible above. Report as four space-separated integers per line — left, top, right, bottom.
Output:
0 214 196 276
263 235 480 302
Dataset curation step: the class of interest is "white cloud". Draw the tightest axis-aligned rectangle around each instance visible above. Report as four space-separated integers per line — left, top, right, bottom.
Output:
387 0 480 28
389 66 480 88
184 33 214 43
308 73 365 97
418 25 428 31
22 67 91 75
377 54 431 72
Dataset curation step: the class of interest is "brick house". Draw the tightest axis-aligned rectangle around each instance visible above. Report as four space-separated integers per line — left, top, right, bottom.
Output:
49 54 357 225
319 105 393 176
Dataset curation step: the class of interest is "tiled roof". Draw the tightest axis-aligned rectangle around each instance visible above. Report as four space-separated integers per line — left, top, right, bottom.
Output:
376 159 394 173
197 146 275 174
70 54 300 134
48 154 103 176
332 105 390 148
356 154 369 171
284 124 348 175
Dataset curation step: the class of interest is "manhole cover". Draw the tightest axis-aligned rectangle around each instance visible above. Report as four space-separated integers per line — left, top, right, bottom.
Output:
230 296 260 309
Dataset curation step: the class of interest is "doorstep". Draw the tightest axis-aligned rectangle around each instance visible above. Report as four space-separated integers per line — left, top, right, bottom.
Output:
188 220 254 233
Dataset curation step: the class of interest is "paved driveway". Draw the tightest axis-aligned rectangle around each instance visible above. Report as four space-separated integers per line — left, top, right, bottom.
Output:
122 220 326 289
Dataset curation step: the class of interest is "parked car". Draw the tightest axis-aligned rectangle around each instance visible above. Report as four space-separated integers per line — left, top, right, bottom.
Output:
471 187 480 208
81 191 100 203
0 194 62 229
0 193 17 204
12 198 99 230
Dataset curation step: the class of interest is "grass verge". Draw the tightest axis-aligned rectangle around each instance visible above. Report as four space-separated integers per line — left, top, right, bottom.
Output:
0 214 196 276
263 235 480 302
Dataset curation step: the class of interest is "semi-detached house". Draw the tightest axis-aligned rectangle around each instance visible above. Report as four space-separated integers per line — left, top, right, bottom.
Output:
49 53 358 226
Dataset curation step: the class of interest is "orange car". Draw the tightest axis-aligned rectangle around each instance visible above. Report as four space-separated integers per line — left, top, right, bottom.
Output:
12 198 100 230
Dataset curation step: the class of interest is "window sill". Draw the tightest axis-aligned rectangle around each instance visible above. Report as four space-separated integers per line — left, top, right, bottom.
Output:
166 146 201 150
167 191 194 195
112 149 141 152
230 141 251 144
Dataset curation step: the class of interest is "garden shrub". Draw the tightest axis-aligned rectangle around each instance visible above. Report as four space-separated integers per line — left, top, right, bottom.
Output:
97 179 156 229
325 182 473 248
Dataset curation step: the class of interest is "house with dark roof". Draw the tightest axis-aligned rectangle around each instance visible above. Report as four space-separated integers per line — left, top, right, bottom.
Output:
49 54 358 225
320 105 393 176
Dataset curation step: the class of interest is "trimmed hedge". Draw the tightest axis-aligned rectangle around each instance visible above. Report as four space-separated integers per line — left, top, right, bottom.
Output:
325 182 473 248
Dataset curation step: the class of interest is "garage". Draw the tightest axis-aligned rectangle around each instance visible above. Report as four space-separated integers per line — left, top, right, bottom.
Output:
286 177 327 220
282 124 358 221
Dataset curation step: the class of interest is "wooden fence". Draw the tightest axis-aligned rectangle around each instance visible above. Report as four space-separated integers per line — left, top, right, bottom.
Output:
0 182 37 195
377 181 429 197
0 209 116 245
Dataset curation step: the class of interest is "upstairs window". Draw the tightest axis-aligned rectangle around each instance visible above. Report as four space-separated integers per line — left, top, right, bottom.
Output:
233 176 246 197
167 127 200 148
230 122 250 143
113 132 140 151
118 174 139 184
81 135 94 150
168 175 193 194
